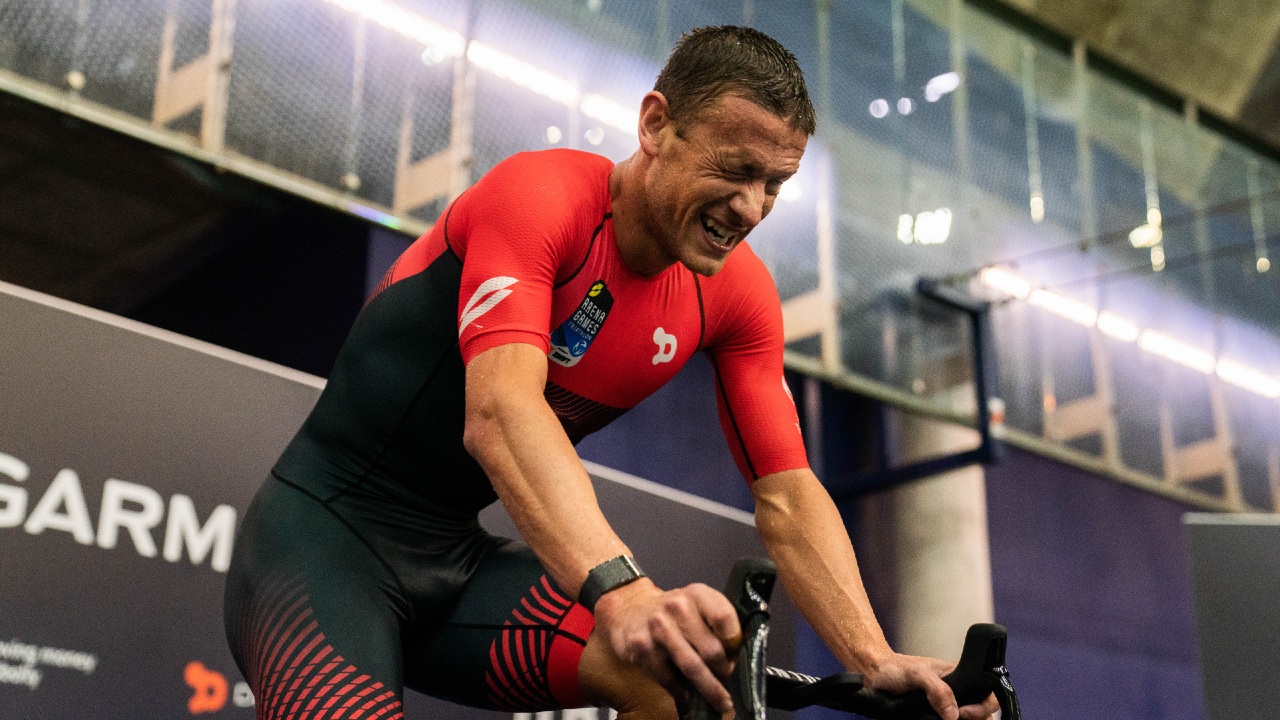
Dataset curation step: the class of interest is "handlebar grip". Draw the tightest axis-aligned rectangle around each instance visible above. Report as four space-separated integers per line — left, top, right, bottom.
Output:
683 557 777 720
869 623 1009 718
943 623 1007 706
766 623 1016 720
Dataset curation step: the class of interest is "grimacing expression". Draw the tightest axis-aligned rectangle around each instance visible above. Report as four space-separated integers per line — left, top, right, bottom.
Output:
646 94 808 277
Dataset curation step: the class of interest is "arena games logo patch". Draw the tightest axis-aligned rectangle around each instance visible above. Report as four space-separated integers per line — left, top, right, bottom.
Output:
549 281 613 367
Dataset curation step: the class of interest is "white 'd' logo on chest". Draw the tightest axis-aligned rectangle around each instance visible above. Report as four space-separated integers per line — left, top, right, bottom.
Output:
652 327 677 365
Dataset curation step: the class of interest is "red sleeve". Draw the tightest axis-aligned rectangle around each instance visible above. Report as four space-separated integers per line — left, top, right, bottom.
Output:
703 247 810 484
451 151 610 364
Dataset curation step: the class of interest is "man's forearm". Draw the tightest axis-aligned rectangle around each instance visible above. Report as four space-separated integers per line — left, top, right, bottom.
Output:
753 469 893 673
464 343 635 596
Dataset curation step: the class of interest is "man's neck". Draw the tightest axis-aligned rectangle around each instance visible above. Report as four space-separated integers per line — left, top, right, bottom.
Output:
609 153 673 277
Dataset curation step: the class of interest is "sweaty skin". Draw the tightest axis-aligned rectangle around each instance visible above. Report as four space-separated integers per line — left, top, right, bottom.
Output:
464 91 997 720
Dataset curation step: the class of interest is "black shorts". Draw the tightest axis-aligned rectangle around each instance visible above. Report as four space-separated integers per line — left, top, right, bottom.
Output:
224 473 594 719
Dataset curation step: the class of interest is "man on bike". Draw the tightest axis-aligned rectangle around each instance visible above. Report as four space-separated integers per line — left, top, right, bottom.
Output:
225 24 998 720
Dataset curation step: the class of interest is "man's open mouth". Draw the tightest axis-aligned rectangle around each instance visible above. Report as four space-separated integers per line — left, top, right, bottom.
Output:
701 215 735 249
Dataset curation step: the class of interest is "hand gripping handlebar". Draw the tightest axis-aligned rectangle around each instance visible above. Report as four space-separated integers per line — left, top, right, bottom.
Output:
683 557 1022 720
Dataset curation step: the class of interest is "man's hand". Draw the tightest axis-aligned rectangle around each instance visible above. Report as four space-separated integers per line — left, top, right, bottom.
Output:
863 652 1000 720
591 577 742 714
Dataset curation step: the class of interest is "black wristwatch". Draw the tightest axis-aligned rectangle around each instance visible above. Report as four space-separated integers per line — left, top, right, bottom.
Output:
578 555 646 612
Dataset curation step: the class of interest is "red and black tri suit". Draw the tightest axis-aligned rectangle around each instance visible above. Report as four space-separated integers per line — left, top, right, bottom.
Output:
224 149 809 719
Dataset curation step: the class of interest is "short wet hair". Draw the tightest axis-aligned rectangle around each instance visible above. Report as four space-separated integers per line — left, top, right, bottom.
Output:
654 25 816 135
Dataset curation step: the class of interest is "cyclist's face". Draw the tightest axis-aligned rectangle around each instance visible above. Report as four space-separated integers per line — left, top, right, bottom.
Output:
644 94 807 277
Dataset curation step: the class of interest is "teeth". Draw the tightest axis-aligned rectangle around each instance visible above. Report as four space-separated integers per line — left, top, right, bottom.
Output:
702 216 732 245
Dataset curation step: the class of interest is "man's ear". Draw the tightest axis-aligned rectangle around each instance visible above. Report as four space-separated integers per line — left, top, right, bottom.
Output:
637 91 672 157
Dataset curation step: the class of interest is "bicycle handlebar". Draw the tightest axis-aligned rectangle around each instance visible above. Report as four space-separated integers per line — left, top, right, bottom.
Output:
683 557 1022 720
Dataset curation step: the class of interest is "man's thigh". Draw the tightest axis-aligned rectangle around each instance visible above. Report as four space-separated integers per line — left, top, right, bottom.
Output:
403 540 595 710
225 477 408 720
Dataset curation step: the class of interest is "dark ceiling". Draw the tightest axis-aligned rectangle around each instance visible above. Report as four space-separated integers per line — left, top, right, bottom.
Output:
1005 0 1280 147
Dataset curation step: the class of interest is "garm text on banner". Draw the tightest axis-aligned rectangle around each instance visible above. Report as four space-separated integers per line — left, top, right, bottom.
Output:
0 451 237 573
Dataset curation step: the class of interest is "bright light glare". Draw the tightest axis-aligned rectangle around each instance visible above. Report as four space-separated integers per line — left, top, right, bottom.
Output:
1259 257 1272 273
977 265 1280 399
1216 359 1280 398
544 125 562 144
326 0 465 58
897 214 914 244
1030 194 1044 223
1029 289 1098 327
584 127 605 146
421 45 451 66
328 0 641 134
897 98 914 115
978 266 1031 299
1151 244 1166 272
467 42 579 106
924 71 962 102
913 208 951 244
1097 311 1139 342
1129 222 1162 248
1138 331 1215 374
870 99 890 118
779 180 803 203
580 94 639 134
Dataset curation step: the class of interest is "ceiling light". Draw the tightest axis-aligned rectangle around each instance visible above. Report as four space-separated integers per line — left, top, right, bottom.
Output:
580 94 638 134
1030 194 1044 223
1216 359 1280 398
869 99 890 118
1029 289 1097 327
897 214 914 244
1097 311 1139 342
924 71 962 102
978 266 1031 300
1128 223 1162 248
1138 331 1215 374
913 208 951 244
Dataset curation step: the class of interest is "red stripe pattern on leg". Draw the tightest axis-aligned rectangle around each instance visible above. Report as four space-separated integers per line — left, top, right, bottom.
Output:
483 575 594 711
235 578 405 720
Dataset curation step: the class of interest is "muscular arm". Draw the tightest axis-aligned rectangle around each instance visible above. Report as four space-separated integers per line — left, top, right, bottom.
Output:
754 468 994 720
463 342 740 711
463 342 630 590
752 468 892 670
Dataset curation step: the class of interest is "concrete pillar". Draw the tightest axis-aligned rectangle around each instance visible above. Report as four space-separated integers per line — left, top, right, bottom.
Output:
889 386 995 661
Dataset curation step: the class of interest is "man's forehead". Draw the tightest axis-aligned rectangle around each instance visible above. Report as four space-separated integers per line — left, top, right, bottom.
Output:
688 95 807 166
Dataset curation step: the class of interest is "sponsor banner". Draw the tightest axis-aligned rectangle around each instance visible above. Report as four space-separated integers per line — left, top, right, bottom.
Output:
0 283 796 719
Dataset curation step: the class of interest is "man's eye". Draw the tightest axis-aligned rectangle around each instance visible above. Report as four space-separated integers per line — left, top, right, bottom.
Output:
765 181 783 195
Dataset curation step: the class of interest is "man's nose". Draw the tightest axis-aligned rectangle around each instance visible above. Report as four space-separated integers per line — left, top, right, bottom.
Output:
728 182 766 228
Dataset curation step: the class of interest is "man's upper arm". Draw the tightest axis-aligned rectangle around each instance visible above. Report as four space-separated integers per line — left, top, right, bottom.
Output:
704 254 809 484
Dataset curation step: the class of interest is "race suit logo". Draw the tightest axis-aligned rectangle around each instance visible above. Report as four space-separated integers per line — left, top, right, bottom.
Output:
651 327 677 365
549 281 613 367
460 276 518 335
185 661 228 715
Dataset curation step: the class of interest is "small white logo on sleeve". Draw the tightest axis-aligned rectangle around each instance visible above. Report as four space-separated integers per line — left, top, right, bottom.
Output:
652 327 677 364
459 276 518 335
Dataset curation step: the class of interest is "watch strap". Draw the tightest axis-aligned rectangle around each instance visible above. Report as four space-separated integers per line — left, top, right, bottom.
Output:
578 555 646 612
